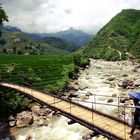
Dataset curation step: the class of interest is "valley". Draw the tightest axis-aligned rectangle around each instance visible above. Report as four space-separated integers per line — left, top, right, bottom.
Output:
0 3 140 140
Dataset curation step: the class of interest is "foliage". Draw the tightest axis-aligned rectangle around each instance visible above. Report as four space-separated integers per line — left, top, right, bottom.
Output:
80 9 140 60
0 4 8 25
0 55 75 92
73 52 90 68
0 28 69 55
0 89 32 117
43 37 79 52
0 4 8 37
0 55 79 116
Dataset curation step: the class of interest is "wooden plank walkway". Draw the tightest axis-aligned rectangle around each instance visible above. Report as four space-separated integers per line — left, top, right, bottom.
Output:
0 82 139 140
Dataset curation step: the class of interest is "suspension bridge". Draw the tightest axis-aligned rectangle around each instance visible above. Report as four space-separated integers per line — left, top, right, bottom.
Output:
0 82 140 140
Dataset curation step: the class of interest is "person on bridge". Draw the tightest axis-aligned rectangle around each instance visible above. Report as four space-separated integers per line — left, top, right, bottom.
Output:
130 98 140 135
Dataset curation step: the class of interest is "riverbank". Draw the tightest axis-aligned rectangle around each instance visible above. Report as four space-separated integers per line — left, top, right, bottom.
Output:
1 59 140 140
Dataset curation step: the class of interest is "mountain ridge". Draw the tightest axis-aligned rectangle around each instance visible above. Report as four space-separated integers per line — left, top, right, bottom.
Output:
0 28 69 55
80 9 140 60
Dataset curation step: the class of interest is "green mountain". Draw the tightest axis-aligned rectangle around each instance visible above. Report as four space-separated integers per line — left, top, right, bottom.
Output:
43 36 78 52
0 28 69 55
81 9 140 60
45 28 93 46
29 28 93 47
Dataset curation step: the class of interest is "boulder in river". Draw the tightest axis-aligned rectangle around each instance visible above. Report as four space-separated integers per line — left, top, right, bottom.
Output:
31 105 41 115
120 79 134 88
16 111 33 127
107 99 114 103
112 93 117 97
67 82 79 90
107 77 115 81
68 92 78 98
82 131 99 140
25 135 32 140
31 105 51 116
9 121 16 127
8 115 15 121
121 74 128 77
86 91 93 96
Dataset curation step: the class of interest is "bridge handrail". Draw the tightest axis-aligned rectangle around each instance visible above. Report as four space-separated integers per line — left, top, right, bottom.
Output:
0 82 135 109
0 82 138 126
71 98 136 109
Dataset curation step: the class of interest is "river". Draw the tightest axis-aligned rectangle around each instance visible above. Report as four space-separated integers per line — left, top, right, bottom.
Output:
3 59 140 140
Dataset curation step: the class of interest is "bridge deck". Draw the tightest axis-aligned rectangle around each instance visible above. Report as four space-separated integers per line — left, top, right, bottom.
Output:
0 82 138 140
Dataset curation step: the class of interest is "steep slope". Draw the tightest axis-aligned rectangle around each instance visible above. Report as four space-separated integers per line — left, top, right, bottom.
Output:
81 9 140 60
0 28 69 55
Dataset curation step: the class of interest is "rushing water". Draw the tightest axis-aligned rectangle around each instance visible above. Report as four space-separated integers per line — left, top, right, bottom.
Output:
14 116 92 140
5 59 140 140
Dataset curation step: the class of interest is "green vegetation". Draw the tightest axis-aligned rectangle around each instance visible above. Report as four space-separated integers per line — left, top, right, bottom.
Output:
0 55 75 92
0 54 90 116
73 52 90 68
39 27 93 47
0 89 33 117
0 55 76 116
43 37 78 52
0 28 69 55
0 4 8 37
81 9 140 60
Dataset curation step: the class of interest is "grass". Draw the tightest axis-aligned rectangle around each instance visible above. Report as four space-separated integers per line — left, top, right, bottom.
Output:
0 55 75 93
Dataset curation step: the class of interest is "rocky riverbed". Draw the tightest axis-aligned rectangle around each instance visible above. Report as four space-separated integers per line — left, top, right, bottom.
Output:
1 59 140 140
66 59 140 117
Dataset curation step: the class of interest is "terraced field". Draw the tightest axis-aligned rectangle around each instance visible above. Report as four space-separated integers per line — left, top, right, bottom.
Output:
0 55 74 93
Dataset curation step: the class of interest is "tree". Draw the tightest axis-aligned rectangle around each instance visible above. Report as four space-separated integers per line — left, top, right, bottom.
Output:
0 4 8 36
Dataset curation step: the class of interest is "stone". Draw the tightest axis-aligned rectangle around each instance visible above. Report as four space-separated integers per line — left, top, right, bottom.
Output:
31 105 41 115
121 80 134 88
82 132 92 140
121 74 128 77
80 95 89 101
110 83 117 88
134 64 140 72
112 93 117 97
107 99 114 103
134 79 140 87
37 118 45 126
8 115 15 121
25 135 32 140
9 121 16 127
120 97 130 103
16 111 33 128
86 91 93 96
67 82 79 90
82 132 99 140
126 86 135 89
79 85 88 90
120 99 126 103
68 92 78 98
52 111 61 117
107 77 115 81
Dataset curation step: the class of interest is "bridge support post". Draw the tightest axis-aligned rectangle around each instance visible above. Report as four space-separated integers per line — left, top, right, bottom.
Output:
118 97 120 116
94 94 96 110
123 106 126 140
54 96 55 107
92 102 94 122
70 100 71 114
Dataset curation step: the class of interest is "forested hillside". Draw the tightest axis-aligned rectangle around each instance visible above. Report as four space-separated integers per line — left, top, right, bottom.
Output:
80 9 140 60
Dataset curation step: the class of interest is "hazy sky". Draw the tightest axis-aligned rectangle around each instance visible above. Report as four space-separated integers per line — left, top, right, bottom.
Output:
1 0 140 34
